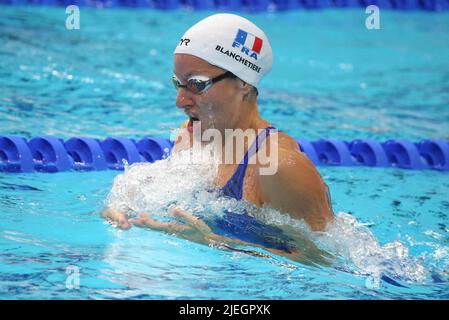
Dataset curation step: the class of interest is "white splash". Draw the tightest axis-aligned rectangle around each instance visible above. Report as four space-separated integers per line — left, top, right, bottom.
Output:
315 212 429 283
105 146 237 219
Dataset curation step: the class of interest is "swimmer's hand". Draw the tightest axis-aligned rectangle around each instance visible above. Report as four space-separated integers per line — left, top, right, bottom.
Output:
101 207 131 230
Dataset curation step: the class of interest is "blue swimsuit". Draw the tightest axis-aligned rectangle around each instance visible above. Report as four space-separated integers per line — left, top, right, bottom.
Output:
209 127 295 252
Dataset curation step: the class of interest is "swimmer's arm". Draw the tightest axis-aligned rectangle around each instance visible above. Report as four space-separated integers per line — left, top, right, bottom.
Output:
258 147 333 231
129 208 293 255
130 208 323 264
100 204 240 245
129 208 244 246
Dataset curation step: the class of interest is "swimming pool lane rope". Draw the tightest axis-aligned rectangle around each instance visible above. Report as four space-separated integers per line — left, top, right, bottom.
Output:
0 136 448 172
0 0 447 12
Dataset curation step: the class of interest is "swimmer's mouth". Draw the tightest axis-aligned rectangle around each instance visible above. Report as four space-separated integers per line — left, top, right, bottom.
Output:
187 116 200 133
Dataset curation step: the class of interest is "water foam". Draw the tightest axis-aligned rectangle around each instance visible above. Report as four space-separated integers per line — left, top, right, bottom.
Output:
105 146 240 219
315 213 433 284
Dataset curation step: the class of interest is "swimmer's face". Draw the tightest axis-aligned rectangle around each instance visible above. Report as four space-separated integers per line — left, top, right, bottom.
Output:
173 54 246 134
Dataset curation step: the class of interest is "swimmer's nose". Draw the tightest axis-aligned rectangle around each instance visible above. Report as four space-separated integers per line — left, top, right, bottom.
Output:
176 88 195 110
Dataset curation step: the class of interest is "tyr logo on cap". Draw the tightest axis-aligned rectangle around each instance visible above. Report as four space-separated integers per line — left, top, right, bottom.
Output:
179 38 190 46
232 29 263 60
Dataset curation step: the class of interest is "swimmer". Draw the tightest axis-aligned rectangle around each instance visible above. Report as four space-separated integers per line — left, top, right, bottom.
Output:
102 14 333 264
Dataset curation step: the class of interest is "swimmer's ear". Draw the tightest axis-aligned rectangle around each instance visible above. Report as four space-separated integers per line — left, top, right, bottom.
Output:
240 80 253 101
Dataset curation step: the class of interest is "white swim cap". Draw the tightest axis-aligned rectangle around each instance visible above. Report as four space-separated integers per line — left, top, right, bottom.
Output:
174 13 273 88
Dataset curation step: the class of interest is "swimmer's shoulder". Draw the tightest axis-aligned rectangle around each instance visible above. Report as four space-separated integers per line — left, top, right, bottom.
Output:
259 130 311 169
257 133 333 231
277 131 301 152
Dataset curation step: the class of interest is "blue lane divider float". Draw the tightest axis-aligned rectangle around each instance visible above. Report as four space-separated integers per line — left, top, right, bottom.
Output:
64 137 108 171
416 140 449 171
0 136 448 173
0 136 34 173
382 139 428 170
27 136 74 173
136 137 172 163
312 139 355 166
348 139 390 167
101 137 142 170
0 0 448 11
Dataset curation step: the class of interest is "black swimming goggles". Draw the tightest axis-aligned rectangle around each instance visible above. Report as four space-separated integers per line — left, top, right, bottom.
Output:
172 71 236 95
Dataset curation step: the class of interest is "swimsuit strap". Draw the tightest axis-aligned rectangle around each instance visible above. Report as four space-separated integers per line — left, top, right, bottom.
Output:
221 126 276 200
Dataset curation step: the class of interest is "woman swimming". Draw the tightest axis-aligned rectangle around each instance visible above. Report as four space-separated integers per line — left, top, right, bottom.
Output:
103 13 333 265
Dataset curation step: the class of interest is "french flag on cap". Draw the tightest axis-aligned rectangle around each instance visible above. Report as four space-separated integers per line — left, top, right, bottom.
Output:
234 29 263 54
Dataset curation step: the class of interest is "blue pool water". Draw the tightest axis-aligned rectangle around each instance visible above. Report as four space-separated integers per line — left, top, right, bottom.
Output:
1 6 449 299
